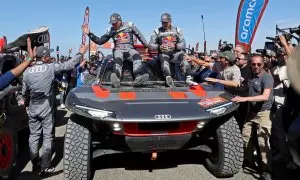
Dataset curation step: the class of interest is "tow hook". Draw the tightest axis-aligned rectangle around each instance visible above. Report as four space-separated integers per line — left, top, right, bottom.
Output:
151 151 157 160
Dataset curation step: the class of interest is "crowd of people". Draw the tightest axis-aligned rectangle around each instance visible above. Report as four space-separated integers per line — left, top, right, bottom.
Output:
184 35 299 180
0 11 300 180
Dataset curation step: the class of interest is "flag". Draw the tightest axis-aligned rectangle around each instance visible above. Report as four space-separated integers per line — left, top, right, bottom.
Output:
82 7 90 45
218 39 222 50
0 36 7 53
235 0 269 53
195 42 199 52
204 41 207 54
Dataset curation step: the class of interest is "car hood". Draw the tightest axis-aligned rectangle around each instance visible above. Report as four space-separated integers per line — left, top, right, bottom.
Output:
66 84 238 122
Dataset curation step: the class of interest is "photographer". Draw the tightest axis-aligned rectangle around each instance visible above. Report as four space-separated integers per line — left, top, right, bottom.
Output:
75 58 98 87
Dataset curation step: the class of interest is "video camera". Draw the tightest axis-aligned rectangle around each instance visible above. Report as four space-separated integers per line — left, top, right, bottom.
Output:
255 48 276 57
219 41 233 52
289 25 300 35
266 33 293 43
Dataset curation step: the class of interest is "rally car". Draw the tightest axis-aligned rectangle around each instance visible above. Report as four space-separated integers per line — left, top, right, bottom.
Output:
63 46 244 180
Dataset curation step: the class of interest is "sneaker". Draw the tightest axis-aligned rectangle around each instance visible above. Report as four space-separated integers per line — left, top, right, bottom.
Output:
110 73 121 88
39 166 55 177
32 158 41 173
60 104 66 109
186 75 198 86
165 76 174 87
133 74 149 87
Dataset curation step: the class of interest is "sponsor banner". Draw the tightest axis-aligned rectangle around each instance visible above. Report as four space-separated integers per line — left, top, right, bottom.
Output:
235 0 269 52
82 6 90 45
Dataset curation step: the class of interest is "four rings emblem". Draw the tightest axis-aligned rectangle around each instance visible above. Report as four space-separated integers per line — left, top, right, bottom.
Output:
154 114 172 120
28 65 47 73
37 34 50 43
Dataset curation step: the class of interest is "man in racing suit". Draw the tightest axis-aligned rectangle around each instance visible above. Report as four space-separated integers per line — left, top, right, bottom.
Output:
22 44 88 175
82 13 149 88
149 13 195 87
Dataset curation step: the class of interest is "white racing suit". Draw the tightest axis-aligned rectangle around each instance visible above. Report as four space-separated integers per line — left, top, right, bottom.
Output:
88 22 149 84
149 26 192 83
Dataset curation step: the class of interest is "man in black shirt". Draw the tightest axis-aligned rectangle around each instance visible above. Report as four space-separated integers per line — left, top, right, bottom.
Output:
232 53 252 128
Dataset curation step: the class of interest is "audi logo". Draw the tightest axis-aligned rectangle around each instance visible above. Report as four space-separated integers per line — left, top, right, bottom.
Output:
28 65 47 73
37 34 50 43
154 114 172 120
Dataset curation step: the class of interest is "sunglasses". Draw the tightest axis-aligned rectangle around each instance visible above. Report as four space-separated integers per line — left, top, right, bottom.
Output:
237 58 247 61
251 63 262 67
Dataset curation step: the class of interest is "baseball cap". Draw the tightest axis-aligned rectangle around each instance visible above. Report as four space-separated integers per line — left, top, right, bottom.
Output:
109 13 122 24
219 51 235 62
36 46 50 58
161 13 172 23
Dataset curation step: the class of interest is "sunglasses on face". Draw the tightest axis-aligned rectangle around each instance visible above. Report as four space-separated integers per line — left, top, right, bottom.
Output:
251 63 262 67
237 58 246 61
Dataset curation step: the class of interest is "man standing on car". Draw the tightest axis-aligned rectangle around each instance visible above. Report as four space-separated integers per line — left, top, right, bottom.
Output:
22 44 88 176
232 55 274 180
82 13 149 88
149 13 195 87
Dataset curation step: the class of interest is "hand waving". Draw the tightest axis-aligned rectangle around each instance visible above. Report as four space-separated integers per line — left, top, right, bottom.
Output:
79 44 89 55
27 37 36 60
81 24 90 35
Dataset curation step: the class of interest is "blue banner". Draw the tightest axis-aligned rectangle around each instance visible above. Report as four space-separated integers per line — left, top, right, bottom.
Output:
235 0 269 52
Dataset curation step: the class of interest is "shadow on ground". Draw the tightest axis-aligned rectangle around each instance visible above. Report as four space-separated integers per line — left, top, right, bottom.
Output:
55 109 68 127
93 150 208 172
15 134 64 179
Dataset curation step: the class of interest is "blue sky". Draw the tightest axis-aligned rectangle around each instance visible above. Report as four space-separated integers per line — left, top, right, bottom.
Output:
1 0 299 56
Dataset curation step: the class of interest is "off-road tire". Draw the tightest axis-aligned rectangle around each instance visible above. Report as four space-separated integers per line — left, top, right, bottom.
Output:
64 116 92 180
205 116 244 177
0 128 17 179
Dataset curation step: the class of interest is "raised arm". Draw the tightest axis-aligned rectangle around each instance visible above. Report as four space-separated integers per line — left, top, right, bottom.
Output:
82 24 111 45
54 44 88 74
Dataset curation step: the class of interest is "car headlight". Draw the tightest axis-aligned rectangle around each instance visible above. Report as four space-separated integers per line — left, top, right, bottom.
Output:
206 102 233 115
75 105 115 119
87 110 113 119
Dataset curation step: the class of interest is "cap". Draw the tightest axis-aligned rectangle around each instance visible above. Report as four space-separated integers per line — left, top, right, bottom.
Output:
36 46 50 58
220 51 235 62
161 13 172 23
109 13 122 24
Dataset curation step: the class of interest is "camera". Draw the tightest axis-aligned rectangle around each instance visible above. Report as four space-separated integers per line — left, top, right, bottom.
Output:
219 41 233 52
290 26 300 35
266 33 293 43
